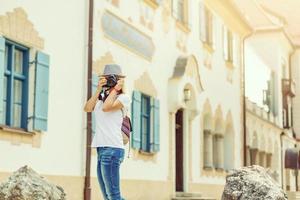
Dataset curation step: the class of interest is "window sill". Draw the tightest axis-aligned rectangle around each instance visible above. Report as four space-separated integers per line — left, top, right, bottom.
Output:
203 166 213 171
175 20 191 34
215 167 224 172
139 149 156 155
0 125 42 148
202 167 227 177
225 60 234 69
143 0 159 9
0 125 35 135
202 42 214 54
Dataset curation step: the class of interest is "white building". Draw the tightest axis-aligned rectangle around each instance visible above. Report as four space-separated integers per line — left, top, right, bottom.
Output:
2 0 300 200
234 0 300 198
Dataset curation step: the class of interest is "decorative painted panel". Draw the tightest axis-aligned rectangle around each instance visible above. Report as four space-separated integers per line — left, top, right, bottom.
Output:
101 11 155 60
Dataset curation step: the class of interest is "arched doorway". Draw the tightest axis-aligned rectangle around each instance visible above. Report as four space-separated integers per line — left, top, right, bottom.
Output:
168 55 203 193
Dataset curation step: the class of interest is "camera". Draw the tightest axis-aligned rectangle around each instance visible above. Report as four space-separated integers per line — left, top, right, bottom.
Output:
104 75 119 88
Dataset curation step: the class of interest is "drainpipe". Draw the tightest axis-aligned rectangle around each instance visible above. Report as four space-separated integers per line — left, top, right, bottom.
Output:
288 48 296 137
242 31 254 166
280 131 284 189
84 0 94 199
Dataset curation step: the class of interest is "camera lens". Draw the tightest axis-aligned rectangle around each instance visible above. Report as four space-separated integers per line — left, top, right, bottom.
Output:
105 75 118 87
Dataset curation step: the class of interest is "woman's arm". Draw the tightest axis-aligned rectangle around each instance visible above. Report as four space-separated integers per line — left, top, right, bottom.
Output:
84 77 106 112
83 88 101 112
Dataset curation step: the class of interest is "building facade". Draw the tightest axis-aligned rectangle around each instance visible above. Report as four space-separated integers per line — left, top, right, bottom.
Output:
0 0 299 200
244 29 300 198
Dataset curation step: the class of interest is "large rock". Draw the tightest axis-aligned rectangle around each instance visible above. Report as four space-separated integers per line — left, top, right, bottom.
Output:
222 165 287 200
0 165 66 200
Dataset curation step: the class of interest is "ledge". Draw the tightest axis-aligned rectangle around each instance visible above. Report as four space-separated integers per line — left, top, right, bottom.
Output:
139 149 156 156
202 42 214 54
225 60 234 69
0 125 35 135
202 166 227 177
175 20 191 34
203 166 213 171
0 125 41 148
143 0 159 9
215 167 225 172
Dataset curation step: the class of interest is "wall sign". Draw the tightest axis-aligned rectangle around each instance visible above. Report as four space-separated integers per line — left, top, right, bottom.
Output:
101 11 154 60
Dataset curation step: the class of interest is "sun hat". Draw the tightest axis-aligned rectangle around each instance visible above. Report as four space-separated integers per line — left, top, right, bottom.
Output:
99 64 125 77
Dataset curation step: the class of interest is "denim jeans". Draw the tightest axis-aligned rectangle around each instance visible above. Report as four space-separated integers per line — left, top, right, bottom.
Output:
96 146 125 200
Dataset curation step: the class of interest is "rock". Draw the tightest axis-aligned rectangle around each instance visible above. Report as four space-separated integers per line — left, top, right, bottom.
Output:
0 165 66 200
222 165 287 200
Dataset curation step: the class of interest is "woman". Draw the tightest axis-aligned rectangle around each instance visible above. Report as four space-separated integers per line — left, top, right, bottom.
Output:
84 64 130 200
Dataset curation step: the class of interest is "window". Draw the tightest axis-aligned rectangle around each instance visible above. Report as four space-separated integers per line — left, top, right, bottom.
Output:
0 36 50 132
259 151 266 167
223 26 233 62
282 63 287 79
131 91 160 153
250 148 258 165
141 95 151 152
203 129 213 168
266 153 272 168
2 40 29 129
172 0 188 27
200 3 213 46
213 134 224 169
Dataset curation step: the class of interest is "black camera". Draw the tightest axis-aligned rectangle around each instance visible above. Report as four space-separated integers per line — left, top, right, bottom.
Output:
98 75 120 101
104 75 119 88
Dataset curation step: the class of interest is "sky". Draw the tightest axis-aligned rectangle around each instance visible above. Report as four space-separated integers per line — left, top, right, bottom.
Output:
245 46 271 109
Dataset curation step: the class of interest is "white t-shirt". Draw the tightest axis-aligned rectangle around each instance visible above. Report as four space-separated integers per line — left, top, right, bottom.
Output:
91 93 130 149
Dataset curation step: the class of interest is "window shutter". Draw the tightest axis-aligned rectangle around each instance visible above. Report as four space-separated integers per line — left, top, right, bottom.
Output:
0 36 5 124
223 25 229 60
233 34 238 66
151 98 160 152
33 51 50 131
131 90 142 149
199 2 206 42
269 71 277 116
91 73 98 137
212 15 217 50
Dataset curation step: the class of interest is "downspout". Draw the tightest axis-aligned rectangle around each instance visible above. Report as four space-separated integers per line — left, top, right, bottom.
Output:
288 48 296 137
242 31 254 166
289 48 297 191
84 0 94 199
280 132 284 189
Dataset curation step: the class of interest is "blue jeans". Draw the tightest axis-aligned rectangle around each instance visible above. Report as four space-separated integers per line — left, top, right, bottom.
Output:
96 147 125 200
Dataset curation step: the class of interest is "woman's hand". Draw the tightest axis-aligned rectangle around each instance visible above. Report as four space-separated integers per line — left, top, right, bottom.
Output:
98 77 107 91
114 78 124 91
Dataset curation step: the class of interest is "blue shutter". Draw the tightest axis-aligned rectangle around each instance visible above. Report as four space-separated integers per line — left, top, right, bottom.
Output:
131 91 142 149
153 98 160 152
91 73 98 137
33 51 50 131
0 37 5 124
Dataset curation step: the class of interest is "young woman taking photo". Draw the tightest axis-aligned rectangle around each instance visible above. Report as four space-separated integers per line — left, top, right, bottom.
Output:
84 64 130 200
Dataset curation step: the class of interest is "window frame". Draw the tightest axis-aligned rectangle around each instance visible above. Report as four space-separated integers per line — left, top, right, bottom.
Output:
2 39 29 130
204 6 213 46
140 93 151 152
172 0 190 31
223 27 234 62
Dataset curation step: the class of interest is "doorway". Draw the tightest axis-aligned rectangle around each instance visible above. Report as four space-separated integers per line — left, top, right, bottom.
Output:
175 109 184 192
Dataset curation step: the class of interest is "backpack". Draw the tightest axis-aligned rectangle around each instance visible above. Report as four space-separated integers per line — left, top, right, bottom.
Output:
121 107 132 158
